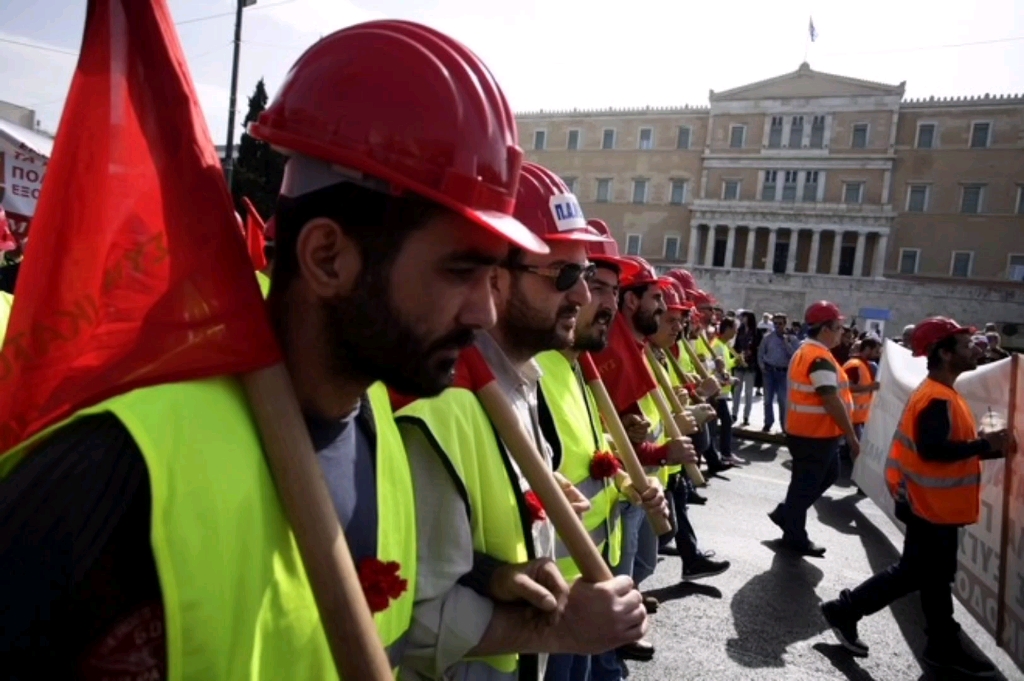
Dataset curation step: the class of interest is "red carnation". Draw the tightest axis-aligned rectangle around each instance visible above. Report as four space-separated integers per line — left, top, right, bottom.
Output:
524 490 547 522
590 450 622 480
358 557 408 614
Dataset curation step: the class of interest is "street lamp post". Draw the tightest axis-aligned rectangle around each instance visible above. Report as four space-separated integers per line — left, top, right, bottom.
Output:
222 0 256 189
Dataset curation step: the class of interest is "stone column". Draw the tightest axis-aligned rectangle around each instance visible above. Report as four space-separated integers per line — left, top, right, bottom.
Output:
881 169 892 205
872 232 888 278
830 230 843 275
703 225 715 266
785 230 798 273
764 228 777 271
808 230 821 274
743 228 756 269
723 226 736 268
700 169 709 199
852 231 867 277
687 224 700 264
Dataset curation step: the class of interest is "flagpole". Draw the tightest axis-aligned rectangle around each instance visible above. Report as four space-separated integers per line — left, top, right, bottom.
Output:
223 0 252 189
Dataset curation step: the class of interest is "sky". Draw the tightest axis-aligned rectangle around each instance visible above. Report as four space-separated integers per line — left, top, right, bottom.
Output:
1 0 1022 145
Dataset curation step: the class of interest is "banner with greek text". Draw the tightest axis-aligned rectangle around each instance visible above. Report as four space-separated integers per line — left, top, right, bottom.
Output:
0 119 52 239
852 342 1022 671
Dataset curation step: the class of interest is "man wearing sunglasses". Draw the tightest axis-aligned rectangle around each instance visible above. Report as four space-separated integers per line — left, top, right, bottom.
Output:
395 164 648 681
768 300 856 557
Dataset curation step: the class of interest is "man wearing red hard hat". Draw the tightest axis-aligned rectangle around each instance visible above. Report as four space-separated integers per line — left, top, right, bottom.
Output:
822 318 1014 677
768 300 855 557
396 163 648 681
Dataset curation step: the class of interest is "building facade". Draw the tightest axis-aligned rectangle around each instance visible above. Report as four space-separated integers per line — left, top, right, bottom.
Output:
519 63 1024 339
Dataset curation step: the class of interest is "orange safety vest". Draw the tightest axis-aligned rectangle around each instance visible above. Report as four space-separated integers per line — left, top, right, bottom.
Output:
885 378 981 525
842 357 874 425
785 341 853 439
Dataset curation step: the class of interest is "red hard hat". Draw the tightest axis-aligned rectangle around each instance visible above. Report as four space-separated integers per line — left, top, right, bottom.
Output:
804 300 844 326
513 164 609 243
585 219 642 280
248 20 546 254
666 268 698 292
689 289 716 309
620 256 672 290
0 206 15 252
910 317 976 357
662 279 692 312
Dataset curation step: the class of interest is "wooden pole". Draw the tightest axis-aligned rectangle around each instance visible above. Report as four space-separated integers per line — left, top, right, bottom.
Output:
580 353 673 536
640 347 706 487
242 364 394 681
476 380 613 582
995 353 1020 648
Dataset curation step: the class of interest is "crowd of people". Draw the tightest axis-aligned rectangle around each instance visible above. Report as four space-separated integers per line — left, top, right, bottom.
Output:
0 12 1018 681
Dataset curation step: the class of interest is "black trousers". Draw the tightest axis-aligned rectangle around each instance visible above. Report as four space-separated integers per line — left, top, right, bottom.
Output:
774 435 840 544
711 397 733 458
666 474 700 565
846 508 960 643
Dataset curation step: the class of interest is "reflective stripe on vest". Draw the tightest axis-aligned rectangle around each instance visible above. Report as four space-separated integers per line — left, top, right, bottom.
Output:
0 377 415 680
0 290 12 346
785 342 853 439
536 351 623 579
884 377 981 525
396 387 533 676
842 357 873 424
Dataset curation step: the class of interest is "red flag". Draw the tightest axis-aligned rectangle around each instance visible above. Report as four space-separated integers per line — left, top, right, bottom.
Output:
0 0 280 453
589 314 657 413
388 343 493 412
242 197 268 271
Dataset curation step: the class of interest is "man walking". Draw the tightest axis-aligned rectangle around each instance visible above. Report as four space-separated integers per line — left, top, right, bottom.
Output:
758 312 799 433
821 318 1014 678
841 337 882 459
768 301 855 557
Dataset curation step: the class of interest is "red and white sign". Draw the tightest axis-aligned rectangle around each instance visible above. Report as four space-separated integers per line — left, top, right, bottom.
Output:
0 118 53 239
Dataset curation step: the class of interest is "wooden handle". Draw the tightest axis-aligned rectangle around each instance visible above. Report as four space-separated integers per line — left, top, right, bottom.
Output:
680 336 712 382
585 373 673 536
644 346 687 415
242 364 394 681
476 381 613 582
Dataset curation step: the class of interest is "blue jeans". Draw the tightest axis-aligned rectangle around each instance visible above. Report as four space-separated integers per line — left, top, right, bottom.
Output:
615 503 656 585
774 435 840 544
545 654 591 681
590 651 623 681
763 366 788 429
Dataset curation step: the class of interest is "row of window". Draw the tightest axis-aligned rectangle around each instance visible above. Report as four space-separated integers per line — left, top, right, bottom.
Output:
561 177 690 205
899 249 1024 281
531 119 997 152
721 176 864 203
905 184 1024 214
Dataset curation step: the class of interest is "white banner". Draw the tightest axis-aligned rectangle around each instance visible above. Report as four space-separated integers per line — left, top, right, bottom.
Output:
853 341 1023 670
0 119 52 238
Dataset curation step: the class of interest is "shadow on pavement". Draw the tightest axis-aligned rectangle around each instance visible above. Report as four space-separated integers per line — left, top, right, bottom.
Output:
811 643 881 681
644 581 723 604
726 543 827 668
734 440 781 464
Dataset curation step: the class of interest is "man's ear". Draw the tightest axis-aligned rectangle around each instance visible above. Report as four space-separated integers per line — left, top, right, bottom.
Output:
295 217 360 297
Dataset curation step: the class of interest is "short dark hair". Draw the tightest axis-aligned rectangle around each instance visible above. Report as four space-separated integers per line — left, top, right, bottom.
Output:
718 317 736 333
593 260 621 276
271 181 443 293
806 324 824 339
926 334 960 371
618 283 650 311
860 337 881 352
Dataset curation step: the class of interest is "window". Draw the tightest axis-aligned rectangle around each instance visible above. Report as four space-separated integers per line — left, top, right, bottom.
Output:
762 171 777 201
810 115 825 148
803 171 819 202
670 179 687 205
899 248 919 275
768 117 783 148
729 125 745 149
961 184 984 214
1018 186 1024 214
907 185 928 212
625 234 641 256
533 130 546 150
602 129 615 150
562 176 578 194
970 122 990 148
1008 254 1024 281
632 179 648 204
639 128 653 150
789 115 804 148
851 124 868 148
664 236 680 261
916 123 935 149
567 129 580 150
723 180 740 200
596 179 612 203
950 251 973 278
676 126 691 149
782 171 798 201
843 182 864 204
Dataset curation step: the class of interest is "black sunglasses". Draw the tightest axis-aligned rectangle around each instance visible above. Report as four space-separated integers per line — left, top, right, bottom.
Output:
505 261 596 292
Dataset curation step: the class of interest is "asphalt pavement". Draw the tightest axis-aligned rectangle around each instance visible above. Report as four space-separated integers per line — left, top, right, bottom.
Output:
623 397 1022 681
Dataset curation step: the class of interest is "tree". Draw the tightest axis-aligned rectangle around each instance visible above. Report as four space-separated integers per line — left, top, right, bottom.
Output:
231 78 285 225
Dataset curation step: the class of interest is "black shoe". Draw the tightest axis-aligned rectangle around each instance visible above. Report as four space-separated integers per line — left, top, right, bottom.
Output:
682 554 731 581
617 639 655 662
643 596 659 614
761 424 772 433
781 539 827 557
741 420 750 427
821 593 868 657
768 507 784 531
922 640 997 678
855 486 867 497
687 491 708 505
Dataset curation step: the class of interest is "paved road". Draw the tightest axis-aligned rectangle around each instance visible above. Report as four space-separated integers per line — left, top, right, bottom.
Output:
623 436 1021 681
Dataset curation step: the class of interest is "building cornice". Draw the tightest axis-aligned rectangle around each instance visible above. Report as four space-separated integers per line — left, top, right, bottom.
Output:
516 105 709 118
